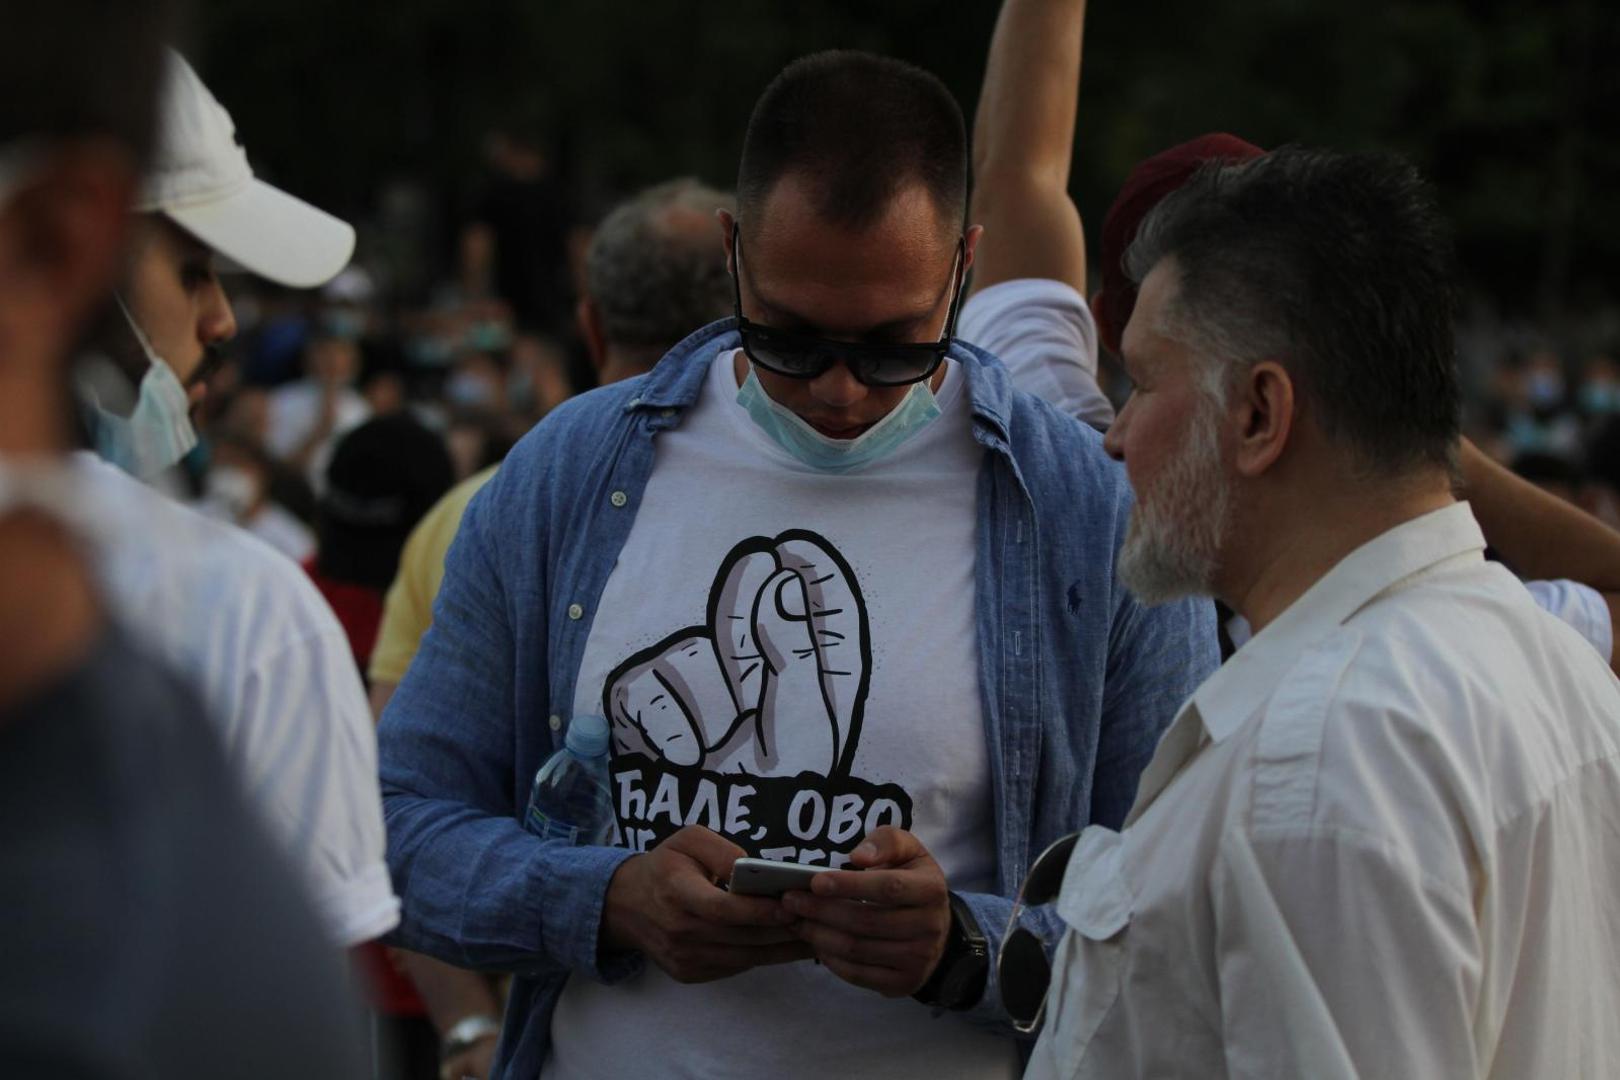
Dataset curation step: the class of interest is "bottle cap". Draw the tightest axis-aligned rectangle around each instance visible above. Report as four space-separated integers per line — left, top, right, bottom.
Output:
565 713 610 758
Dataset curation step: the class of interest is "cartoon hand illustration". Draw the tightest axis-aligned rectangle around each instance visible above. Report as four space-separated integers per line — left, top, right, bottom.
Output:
605 530 870 779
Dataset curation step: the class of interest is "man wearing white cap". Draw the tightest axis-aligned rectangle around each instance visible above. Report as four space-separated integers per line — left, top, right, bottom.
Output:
72 51 399 951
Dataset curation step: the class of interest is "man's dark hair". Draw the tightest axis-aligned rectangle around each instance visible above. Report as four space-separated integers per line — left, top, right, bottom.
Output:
737 50 967 233
587 178 735 349
0 1 174 165
1127 146 1461 477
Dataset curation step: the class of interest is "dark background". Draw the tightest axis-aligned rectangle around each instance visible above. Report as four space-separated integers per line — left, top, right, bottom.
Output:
190 0 1617 329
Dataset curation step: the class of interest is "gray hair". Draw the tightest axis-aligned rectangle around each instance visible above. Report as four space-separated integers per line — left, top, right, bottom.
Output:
1122 148 1461 477
586 178 735 350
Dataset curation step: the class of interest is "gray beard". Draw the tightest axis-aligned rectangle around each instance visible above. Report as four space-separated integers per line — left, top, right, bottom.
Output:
1118 402 1231 606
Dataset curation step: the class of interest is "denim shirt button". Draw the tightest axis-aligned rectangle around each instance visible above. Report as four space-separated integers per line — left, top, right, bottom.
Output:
567 603 584 620
660 408 676 418
548 714 562 731
610 490 628 508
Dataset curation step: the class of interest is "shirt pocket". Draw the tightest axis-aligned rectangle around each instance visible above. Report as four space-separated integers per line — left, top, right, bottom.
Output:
1045 826 1133 1075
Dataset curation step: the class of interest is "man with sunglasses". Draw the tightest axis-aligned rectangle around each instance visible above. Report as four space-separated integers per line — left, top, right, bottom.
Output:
380 49 1216 1079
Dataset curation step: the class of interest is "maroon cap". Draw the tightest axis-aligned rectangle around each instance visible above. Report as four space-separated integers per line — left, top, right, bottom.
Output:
1096 133 1265 355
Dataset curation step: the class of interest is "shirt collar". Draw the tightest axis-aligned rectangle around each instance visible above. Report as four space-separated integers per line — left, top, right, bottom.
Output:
1190 501 1487 743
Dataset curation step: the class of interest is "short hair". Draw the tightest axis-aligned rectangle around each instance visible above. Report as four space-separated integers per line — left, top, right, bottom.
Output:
586 178 735 349
737 50 967 233
0 1 173 166
1127 147 1461 477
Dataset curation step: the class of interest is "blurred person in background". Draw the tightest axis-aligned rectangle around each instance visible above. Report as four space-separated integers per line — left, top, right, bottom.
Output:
267 331 372 492
366 175 735 1080
963 0 1620 676
199 430 317 562
463 120 573 335
303 414 454 1079
70 50 400 951
0 2 364 1074
1578 352 1620 428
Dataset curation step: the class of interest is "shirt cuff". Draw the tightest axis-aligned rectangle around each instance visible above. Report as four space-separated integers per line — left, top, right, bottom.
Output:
311 858 402 947
533 842 641 983
953 889 1022 1031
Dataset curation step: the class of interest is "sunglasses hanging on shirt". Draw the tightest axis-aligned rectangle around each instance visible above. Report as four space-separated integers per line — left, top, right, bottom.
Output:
998 830 1080 1034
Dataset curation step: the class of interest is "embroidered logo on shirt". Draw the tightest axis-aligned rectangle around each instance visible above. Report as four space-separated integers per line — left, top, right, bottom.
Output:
603 530 913 865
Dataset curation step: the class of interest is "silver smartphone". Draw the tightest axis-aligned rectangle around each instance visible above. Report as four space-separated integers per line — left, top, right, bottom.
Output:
728 857 835 896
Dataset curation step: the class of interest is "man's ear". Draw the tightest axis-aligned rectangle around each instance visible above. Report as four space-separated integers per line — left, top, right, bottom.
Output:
1089 292 1118 357
576 296 608 374
716 208 736 276
1232 359 1295 479
962 223 984 274
0 139 135 340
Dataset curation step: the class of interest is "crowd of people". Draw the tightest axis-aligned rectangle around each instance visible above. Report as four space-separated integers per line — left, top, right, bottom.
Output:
4 0 1619 1079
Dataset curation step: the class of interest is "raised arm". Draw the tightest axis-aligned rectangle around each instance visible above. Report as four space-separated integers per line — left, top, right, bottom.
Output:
969 0 1089 295
1458 438 1620 672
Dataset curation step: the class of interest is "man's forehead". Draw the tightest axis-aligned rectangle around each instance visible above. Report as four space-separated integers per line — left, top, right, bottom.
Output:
749 174 955 261
1121 259 1181 365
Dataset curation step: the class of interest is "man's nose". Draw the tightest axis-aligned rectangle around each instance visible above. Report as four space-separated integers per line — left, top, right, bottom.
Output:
809 361 866 409
199 280 238 345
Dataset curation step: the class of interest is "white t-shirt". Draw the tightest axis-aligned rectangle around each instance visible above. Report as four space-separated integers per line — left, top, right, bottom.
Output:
547 350 1017 1079
266 379 371 492
72 452 398 947
958 278 1114 429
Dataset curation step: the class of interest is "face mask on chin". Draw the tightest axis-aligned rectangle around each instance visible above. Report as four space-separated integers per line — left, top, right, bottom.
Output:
735 364 942 473
81 295 199 481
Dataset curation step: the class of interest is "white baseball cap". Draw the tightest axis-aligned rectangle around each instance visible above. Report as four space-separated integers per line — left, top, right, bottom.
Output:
135 51 355 289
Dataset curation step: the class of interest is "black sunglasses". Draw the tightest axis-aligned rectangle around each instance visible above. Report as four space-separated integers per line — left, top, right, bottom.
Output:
730 223 966 388
999 831 1079 1034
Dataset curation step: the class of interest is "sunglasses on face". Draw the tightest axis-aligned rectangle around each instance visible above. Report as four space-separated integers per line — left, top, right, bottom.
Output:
999 830 1079 1034
730 223 966 388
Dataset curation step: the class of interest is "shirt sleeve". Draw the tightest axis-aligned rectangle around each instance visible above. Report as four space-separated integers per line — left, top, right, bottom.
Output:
237 623 401 947
957 279 1115 430
377 477 637 978
368 523 436 686
1211 825 1482 1079
1523 578 1614 664
1094 588 1221 830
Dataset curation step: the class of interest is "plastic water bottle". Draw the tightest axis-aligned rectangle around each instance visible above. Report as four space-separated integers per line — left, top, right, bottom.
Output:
525 713 614 845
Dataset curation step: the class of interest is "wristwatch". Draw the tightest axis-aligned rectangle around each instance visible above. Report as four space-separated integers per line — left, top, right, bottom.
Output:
913 891 989 1011
440 1014 501 1061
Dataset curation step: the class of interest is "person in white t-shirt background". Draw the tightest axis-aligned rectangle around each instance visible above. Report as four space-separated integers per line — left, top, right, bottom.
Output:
266 332 373 494
72 50 399 954
960 0 1620 675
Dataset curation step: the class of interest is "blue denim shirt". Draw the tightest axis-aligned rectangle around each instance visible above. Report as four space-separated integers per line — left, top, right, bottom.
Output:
379 319 1218 1078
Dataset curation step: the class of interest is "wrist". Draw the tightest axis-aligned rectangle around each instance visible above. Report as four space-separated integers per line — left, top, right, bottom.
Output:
913 892 989 1011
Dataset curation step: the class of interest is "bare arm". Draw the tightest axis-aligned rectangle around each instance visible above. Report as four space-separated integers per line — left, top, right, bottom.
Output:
1459 438 1620 670
969 0 1089 296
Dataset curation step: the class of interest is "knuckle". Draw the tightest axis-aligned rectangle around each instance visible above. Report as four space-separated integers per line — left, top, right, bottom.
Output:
881 875 908 904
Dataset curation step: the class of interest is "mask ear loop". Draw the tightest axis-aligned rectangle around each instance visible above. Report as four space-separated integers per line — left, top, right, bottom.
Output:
112 292 165 372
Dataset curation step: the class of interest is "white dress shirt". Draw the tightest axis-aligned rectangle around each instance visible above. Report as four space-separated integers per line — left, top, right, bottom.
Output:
1028 502 1620 1079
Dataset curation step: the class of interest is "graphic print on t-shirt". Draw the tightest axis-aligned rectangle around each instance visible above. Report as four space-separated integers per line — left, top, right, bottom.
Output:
603 529 913 864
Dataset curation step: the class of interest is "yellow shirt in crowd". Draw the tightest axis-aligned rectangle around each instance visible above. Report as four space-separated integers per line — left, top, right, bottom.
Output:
369 465 499 686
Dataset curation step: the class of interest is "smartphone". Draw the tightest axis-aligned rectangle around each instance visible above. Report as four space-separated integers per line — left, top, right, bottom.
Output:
728 857 835 897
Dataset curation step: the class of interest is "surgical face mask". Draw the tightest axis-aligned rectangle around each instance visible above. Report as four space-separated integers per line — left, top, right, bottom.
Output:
82 296 199 481
203 464 259 523
735 365 941 473
1580 381 1620 415
446 371 497 408
1526 370 1565 409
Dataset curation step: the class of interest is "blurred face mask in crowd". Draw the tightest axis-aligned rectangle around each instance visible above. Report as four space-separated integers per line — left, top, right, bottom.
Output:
202 463 260 523
81 295 200 480
446 370 499 408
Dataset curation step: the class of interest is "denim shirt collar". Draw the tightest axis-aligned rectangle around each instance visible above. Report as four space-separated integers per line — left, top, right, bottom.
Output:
628 317 1018 451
